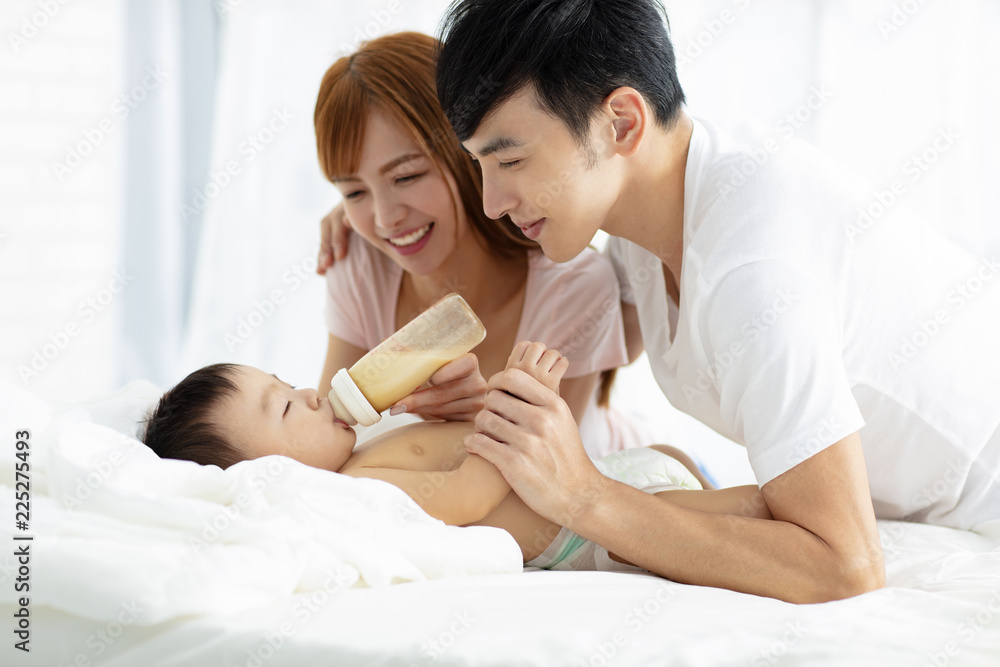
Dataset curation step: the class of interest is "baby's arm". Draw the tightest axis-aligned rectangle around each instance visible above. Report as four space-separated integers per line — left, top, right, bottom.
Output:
355 343 569 525
350 455 511 526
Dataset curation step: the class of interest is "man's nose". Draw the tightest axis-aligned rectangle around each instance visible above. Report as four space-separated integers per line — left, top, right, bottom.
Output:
481 170 517 220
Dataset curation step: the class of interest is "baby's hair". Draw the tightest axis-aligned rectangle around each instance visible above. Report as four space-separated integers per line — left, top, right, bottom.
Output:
142 363 246 469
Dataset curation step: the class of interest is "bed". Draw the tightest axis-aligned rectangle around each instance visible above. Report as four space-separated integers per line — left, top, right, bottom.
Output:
2 379 999 667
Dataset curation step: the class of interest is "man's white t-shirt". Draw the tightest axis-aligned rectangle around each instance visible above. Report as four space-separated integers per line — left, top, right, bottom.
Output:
607 117 1000 530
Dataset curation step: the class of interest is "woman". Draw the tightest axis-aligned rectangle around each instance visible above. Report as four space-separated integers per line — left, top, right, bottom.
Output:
311 32 658 460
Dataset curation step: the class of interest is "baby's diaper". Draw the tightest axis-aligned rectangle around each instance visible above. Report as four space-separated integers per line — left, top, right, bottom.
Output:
595 446 703 494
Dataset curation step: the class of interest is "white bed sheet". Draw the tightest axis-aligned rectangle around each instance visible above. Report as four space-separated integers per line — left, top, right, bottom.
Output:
2 381 999 666
10 522 1000 667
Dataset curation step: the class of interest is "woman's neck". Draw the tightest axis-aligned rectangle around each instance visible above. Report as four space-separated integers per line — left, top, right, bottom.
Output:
400 231 529 319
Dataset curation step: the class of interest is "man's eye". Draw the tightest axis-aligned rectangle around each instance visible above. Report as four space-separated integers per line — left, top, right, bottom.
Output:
497 159 521 170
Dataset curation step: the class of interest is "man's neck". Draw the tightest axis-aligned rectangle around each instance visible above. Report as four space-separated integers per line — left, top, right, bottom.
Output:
605 111 693 282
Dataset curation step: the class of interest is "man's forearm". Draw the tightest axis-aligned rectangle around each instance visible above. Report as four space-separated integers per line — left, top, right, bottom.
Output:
569 476 880 603
654 485 772 519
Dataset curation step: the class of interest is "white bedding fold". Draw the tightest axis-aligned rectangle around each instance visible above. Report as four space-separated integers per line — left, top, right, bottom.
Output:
0 381 523 625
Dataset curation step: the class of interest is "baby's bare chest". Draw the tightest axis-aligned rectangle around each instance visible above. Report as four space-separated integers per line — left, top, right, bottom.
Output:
342 421 474 473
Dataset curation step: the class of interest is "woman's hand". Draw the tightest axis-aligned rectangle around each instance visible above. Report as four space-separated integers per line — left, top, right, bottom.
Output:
390 353 488 422
316 203 353 276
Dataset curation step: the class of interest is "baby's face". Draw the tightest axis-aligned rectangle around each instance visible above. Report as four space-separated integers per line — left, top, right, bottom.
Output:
214 366 357 471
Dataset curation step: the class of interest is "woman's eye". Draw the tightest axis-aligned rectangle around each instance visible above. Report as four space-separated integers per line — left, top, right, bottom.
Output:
343 190 364 201
283 400 291 417
497 159 521 170
395 172 425 185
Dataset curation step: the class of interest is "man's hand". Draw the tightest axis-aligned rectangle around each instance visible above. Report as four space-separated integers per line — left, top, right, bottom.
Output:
391 353 488 422
465 363 603 526
316 203 353 276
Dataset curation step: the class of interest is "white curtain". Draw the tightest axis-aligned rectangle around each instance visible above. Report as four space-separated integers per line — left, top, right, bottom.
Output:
120 0 219 386
124 0 999 392
175 0 447 389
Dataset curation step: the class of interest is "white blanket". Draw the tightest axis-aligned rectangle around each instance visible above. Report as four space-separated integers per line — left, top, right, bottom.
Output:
2 381 1000 666
0 380 523 626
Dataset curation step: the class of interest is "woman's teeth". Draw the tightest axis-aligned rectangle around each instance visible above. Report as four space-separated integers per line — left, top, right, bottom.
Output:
388 223 433 247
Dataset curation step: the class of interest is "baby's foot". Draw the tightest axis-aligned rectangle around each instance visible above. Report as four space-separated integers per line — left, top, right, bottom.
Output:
505 341 569 394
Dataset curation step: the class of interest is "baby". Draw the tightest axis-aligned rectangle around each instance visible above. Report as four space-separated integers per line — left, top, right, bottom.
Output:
143 341 770 571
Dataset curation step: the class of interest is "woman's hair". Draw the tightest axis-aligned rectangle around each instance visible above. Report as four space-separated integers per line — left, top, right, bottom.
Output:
313 31 538 260
314 31 616 406
142 363 246 469
596 367 616 408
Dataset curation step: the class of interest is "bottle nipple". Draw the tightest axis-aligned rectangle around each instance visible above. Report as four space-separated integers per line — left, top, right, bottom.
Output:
328 368 380 426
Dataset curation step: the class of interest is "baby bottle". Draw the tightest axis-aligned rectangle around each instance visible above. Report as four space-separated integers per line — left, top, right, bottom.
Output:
328 293 487 426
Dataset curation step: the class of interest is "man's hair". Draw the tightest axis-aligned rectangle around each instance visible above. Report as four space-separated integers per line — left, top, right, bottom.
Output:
436 0 686 145
142 363 246 469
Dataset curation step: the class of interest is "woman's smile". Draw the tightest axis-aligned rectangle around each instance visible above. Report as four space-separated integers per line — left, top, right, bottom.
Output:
386 221 435 255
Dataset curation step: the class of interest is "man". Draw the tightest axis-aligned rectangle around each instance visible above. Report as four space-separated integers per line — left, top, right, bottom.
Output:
437 0 1000 603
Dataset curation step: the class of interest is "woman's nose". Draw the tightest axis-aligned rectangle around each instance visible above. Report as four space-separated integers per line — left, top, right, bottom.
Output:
373 192 406 230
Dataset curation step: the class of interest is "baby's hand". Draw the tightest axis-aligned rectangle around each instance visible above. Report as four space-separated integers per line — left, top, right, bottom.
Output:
504 341 568 395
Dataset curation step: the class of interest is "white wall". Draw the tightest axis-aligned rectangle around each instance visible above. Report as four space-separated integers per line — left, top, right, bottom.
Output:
670 0 1000 254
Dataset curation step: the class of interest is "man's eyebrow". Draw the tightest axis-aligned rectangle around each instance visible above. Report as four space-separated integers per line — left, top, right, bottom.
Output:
330 152 425 183
471 136 525 159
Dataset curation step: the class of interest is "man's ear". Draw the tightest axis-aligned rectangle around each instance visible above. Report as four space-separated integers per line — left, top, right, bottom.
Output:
604 87 647 157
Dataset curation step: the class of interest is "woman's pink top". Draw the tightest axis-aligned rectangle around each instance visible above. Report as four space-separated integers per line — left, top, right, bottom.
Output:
324 238 650 457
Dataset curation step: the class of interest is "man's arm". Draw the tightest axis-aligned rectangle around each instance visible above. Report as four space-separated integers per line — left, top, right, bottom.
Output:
349 454 511 526
468 370 885 603
653 485 767 517
577 432 883 602
315 202 352 274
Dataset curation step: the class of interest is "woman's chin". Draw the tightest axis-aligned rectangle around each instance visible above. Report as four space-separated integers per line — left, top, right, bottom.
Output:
387 250 444 277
